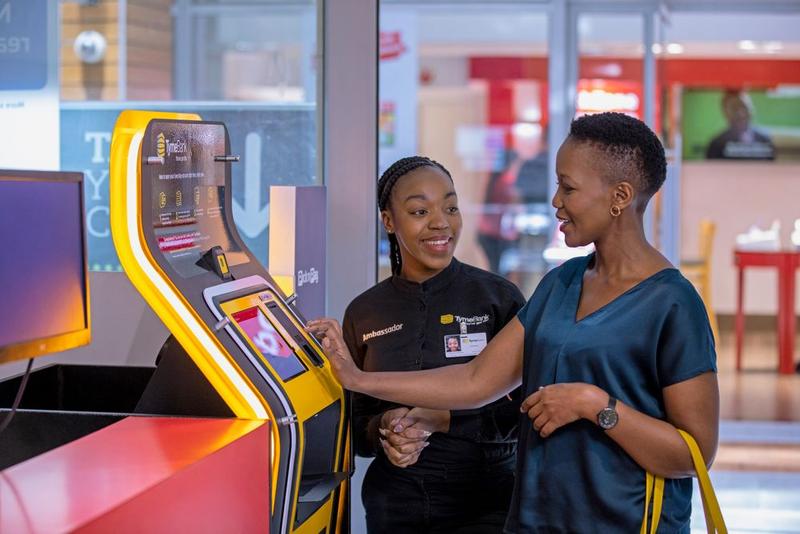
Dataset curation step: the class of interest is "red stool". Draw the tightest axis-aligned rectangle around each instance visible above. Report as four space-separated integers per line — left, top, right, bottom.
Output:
734 250 800 374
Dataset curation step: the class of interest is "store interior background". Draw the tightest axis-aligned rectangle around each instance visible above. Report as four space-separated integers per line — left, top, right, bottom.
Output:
380 11 800 532
377 3 800 426
1 1 799 532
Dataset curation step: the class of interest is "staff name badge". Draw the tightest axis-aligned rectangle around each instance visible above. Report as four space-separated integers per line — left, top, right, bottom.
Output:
443 332 487 358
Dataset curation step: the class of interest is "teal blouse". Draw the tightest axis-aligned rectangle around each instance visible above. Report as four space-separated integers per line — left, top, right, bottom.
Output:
506 254 717 533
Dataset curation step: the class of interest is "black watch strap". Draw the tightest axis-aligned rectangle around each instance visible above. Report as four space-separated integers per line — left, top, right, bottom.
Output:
597 396 619 430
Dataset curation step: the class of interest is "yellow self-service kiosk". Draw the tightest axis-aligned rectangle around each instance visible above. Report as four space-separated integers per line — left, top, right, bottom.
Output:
109 110 349 534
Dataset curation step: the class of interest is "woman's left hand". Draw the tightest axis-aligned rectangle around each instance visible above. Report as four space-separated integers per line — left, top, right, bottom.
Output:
520 383 605 438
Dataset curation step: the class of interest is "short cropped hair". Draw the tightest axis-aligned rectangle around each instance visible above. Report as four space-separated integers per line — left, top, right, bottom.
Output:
569 112 667 199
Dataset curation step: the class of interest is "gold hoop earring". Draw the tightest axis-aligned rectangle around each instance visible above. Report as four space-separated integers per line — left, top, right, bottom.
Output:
610 205 622 217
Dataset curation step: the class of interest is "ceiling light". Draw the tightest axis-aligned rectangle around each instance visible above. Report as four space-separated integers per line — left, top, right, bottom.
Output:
512 122 542 138
520 107 542 123
666 43 683 55
651 43 662 54
577 89 639 112
738 40 757 51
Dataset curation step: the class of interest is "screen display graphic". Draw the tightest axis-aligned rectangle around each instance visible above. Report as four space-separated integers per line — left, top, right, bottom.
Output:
0 178 87 348
231 307 306 381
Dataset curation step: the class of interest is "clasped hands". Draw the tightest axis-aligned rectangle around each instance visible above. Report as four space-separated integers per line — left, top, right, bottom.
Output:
376 406 450 468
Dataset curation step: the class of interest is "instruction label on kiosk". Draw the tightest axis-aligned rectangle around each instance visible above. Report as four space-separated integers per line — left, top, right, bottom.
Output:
147 122 247 278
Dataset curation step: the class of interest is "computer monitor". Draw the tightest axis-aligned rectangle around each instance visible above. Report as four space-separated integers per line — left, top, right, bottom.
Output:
0 170 90 364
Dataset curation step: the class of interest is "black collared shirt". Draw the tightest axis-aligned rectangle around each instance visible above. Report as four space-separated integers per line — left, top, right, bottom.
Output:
342 258 525 474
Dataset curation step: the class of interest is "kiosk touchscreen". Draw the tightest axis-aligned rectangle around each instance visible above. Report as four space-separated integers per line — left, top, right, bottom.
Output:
230 306 307 381
110 111 349 534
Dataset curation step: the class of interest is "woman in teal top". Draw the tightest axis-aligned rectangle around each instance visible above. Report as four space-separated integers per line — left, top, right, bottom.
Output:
507 253 715 532
309 112 719 533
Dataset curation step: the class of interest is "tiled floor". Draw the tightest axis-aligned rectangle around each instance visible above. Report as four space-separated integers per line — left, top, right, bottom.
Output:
693 470 800 533
717 325 800 421
700 326 800 533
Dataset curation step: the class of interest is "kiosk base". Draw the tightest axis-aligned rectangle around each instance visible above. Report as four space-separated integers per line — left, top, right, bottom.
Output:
135 335 233 417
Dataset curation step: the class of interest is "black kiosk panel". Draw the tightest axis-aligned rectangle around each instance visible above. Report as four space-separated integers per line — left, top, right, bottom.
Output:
144 122 247 279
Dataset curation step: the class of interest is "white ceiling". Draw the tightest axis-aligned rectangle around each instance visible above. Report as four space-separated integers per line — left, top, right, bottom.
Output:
393 5 800 58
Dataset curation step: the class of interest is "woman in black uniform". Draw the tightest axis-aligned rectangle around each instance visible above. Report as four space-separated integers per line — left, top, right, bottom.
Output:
343 156 525 533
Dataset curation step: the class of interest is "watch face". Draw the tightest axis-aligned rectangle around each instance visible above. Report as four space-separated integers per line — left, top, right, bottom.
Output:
598 408 619 430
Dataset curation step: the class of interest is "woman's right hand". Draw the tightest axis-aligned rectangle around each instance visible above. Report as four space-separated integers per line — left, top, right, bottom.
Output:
306 318 362 389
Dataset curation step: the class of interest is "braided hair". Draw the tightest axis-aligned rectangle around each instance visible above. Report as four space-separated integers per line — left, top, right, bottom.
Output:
377 156 453 276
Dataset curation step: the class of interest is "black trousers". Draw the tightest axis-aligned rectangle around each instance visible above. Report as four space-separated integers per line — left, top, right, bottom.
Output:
361 455 516 534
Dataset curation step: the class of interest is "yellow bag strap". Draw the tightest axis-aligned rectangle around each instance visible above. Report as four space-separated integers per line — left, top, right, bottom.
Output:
678 429 727 534
640 472 653 534
643 430 727 534
651 476 664 534
641 472 664 534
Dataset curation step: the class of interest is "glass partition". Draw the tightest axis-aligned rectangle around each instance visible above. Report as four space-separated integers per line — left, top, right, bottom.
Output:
378 2 550 296
55 0 320 271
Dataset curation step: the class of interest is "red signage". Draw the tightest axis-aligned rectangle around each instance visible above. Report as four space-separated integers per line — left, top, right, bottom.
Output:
380 31 406 61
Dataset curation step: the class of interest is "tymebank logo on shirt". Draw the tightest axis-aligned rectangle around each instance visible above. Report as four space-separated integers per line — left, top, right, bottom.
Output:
454 314 490 326
363 323 403 342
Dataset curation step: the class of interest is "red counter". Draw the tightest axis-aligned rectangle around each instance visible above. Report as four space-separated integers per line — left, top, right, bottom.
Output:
0 417 270 533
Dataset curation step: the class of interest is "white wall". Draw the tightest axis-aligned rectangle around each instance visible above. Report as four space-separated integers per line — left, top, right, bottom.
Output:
680 162 800 315
418 85 490 270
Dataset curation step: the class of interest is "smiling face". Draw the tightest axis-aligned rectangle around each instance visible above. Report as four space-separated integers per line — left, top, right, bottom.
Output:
552 138 619 247
447 337 460 351
382 166 462 282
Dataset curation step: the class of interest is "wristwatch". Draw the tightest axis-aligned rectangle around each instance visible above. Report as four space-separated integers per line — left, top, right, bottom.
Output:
597 396 619 430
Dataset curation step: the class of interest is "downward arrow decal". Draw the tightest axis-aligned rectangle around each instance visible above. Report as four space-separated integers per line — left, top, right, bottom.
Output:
233 132 270 238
